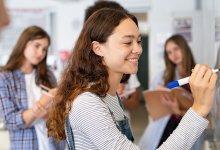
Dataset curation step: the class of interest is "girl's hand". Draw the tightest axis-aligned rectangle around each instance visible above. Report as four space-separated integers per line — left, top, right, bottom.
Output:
190 64 217 117
161 94 182 116
32 101 47 119
39 85 57 108
156 85 168 90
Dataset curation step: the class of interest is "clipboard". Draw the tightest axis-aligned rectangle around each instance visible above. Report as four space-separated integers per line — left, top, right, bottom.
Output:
143 87 193 121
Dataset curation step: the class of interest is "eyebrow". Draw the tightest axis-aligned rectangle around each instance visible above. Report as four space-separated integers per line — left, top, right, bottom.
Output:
34 41 49 49
122 35 141 39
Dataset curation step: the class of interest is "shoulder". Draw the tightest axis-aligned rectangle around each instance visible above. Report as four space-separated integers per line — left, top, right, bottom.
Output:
73 92 104 108
0 70 24 88
70 92 109 124
0 70 14 88
0 70 15 81
71 92 108 116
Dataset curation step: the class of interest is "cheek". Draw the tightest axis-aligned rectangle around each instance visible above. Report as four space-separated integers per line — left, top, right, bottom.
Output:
177 51 183 59
167 53 173 60
23 49 30 60
41 52 47 59
103 53 124 69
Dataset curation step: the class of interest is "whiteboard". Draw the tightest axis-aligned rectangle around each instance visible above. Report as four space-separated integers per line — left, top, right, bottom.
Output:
0 8 54 57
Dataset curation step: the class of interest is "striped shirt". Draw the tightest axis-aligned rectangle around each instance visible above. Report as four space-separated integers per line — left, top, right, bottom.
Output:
69 92 208 150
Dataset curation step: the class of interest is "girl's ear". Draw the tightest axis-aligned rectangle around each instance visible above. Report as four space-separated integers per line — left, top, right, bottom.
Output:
92 41 103 57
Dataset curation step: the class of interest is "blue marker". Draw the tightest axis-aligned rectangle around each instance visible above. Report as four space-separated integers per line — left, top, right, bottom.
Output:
168 69 220 89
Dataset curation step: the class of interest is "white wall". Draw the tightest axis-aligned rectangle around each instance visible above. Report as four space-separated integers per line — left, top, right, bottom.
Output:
3 0 218 85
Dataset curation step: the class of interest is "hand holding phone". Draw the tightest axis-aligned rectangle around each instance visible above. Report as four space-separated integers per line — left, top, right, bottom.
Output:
39 84 57 109
40 84 56 98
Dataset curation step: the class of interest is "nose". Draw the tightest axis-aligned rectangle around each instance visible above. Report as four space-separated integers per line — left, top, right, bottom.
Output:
37 49 46 57
132 42 142 55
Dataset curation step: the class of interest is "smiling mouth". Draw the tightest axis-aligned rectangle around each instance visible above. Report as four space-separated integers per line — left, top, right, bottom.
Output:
126 58 139 62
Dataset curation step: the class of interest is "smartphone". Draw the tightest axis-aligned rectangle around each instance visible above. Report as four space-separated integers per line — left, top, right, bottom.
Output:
40 84 55 98
40 84 50 93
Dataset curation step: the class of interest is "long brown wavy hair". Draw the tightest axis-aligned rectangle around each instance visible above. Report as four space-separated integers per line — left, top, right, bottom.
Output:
163 34 196 86
46 8 138 141
0 25 53 88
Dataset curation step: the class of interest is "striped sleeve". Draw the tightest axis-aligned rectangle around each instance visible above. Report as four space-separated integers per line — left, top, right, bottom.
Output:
157 108 209 150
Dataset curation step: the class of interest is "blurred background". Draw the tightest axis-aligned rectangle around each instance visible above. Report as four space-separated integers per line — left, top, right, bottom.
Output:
0 0 220 149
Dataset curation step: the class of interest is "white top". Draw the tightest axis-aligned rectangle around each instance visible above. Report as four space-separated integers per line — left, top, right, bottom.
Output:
140 69 180 150
69 92 208 150
122 74 140 98
25 71 50 150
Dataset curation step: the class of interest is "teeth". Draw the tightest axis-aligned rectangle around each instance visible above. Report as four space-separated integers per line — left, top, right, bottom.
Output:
127 58 138 62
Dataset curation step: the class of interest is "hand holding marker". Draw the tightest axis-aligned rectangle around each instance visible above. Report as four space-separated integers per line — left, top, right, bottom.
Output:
168 69 220 89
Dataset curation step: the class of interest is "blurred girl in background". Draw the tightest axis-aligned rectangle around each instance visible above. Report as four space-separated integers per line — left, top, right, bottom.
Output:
140 34 196 150
0 26 64 150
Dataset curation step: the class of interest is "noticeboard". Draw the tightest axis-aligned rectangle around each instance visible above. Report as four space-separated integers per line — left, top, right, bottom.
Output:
0 8 53 55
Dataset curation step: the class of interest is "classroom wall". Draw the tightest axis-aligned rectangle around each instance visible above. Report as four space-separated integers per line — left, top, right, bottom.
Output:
3 0 218 87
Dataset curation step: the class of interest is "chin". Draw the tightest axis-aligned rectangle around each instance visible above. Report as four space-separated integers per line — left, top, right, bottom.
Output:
126 69 138 74
31 61 41 66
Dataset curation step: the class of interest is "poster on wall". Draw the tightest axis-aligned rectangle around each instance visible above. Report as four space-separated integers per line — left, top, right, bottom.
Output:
216 16 220 42
0 8 52 56
173 17 192 42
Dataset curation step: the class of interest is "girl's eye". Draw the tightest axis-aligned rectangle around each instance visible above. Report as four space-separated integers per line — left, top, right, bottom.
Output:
124 42 132 45
35 44 40 48
137 40 142 44
167 51 172 55
43 48 47 52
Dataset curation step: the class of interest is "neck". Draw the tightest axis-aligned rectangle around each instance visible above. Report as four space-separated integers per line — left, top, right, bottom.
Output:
20 62 33 74
107 71 123 96
176 64 183 71
176 64 184 76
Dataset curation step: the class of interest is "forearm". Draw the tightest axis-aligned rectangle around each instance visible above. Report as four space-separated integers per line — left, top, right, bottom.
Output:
23 97 51 127
22 108 37 127
157 108 208 150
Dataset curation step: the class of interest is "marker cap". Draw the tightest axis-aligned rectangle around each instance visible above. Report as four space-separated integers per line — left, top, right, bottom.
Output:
167 81 179 89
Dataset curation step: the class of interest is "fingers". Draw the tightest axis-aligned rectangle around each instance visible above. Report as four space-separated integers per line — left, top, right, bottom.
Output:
160 94 175 104
40 84 50 91
190 64 200 82
194 65 207 81
190 64 213 84
203 68 214 82
42 91 54 98
209 72 218 88
190 64 218 117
